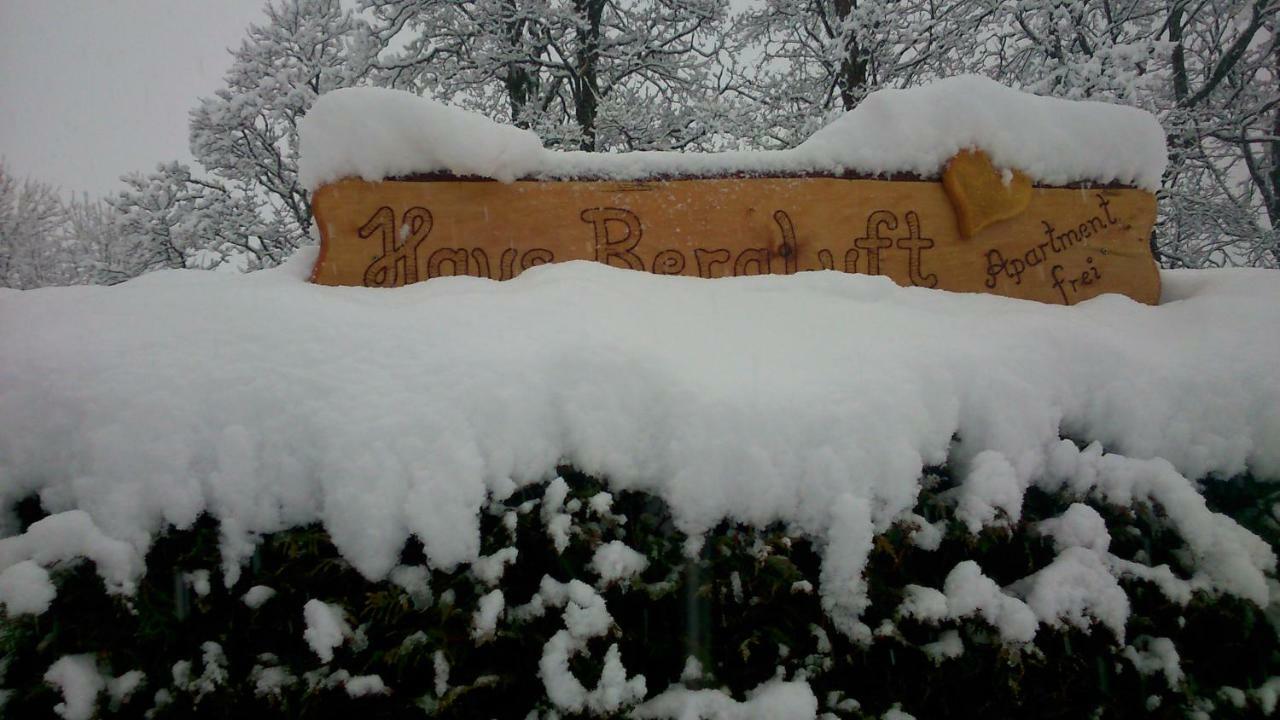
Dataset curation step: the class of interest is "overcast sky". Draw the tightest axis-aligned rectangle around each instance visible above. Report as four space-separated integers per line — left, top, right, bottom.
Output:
0 0 270 197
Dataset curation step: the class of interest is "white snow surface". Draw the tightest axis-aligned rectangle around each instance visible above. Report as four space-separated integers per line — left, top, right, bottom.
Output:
1122 636 1183 688
1037 503 1110 553
302 600 351 663
242 585 277 609
1019 546 1130 640
942 561 1038 643
44 655 105 720
631 678 818 720
299 76 1165 191
0 510 140 594
1 255 1278 635
343 674 388 697
591 540 649 586
0 560 56 616
472 588 505 641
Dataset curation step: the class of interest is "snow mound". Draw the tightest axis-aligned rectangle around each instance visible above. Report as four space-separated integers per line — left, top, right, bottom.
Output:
298 86 545 188
299 76 1165 190
1 253 1277 638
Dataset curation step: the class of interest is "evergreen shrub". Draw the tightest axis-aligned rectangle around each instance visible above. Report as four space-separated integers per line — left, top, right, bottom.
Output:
2 463 1278 719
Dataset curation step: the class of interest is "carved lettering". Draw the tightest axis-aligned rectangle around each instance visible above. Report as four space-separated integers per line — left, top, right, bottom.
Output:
1097 194 1119 225
817 249 835 271
652 250 686 275
361 206 432 287
312 176 1158 305
695 248 731 278
772 210 798 274
985 249 1005 289
987 201 1120 292
582 208 644 270
1051 256 1104 304
427 247 469 278
499 248 518 281
470 248 491 279
896 211 937 288
854 210 897 275
734 248 771 276
521 248 554 269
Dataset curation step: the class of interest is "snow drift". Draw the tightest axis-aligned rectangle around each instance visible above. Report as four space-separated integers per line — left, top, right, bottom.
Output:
298 76 1167 191
1 253 1276 634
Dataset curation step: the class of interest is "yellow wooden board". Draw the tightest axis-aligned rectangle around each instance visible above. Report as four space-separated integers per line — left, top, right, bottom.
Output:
310 174 1159 305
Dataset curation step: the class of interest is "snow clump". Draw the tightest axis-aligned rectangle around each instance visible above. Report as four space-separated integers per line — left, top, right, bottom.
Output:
0 560 56 616
302 600 352 663
591 540 649 586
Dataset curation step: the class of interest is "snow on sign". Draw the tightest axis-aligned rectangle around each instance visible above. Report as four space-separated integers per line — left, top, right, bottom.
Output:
300 78 1166 305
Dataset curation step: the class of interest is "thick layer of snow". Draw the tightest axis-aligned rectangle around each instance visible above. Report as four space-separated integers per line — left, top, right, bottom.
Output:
1 255 1277 641
299 76 1165 191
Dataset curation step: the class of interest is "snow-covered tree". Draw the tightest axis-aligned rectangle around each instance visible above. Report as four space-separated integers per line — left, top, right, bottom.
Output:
189 0 377 253
61 193 133 285
0 162 76 289
362 0 730 151
108 162 285 276
725 0 990 147
108 163 215 275
976 0 1278 267
1156 0 1278 267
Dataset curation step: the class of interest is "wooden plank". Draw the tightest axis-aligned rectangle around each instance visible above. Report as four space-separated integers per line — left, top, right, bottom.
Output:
310 175 1159 305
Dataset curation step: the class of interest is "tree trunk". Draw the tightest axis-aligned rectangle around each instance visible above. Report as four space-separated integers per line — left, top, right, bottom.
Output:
1269 37 1280 266
501 0 536 127
834 0 868 110
574 0 605 151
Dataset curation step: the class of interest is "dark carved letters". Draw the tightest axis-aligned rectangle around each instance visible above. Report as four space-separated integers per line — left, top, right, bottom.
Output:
772 211 798 274
427 247 469 278
695 248 731 278
854 210 897 275
896 211 938 288
582 208 644 270
734 248 771 276
361 206 432 287
521 249 554 269
359 203 950 287
652 250 686 275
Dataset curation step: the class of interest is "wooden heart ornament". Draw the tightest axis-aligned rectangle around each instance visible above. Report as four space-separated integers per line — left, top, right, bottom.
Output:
942 149 1033 239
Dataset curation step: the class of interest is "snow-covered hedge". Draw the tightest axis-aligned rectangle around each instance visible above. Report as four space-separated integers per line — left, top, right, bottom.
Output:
2 253 1279 717
2 465 1278 719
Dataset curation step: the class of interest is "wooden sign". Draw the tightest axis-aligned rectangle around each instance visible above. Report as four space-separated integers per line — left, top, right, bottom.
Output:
310 156 1159 305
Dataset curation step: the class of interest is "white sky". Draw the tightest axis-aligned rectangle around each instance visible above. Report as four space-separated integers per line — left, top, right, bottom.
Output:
0 0 270 197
